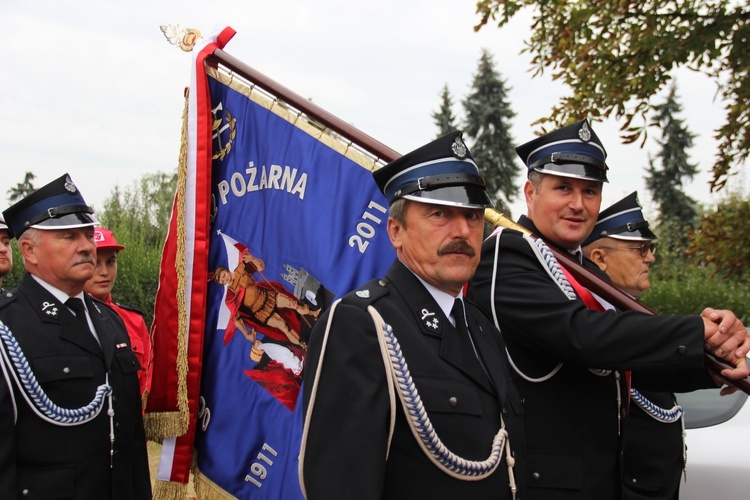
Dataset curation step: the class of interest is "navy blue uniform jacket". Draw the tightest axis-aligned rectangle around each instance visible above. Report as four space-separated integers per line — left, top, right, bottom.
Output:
301 260 526 499
467 216 707 500
0 274 151 499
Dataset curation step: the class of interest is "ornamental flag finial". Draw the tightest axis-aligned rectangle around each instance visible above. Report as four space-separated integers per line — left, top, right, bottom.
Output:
160 24 202 52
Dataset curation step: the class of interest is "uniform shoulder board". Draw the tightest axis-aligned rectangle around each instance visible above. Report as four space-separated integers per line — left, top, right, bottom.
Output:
341 277 390 307
499 227 524 238
87 295 112 309
0 289 18 310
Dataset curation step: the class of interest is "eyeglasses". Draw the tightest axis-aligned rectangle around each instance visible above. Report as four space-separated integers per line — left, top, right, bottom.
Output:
599 242 657 258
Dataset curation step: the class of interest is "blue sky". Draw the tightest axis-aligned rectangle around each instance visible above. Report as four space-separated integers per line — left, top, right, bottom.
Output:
0 0 740 219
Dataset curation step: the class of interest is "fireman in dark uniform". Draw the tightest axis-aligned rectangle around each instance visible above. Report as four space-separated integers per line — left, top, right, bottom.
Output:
467 120 750 499
300 132 527 499
583 192 685 499
0 174 151 499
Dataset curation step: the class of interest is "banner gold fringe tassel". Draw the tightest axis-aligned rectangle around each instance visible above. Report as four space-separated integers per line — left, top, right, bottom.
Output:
174 85 192 437
152 479 189 500
149 89 193 500
143 411 183 441
194 466 236 500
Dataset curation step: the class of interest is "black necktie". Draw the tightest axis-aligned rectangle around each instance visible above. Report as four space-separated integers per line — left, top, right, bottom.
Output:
451 299 487 366
452 298 470 339
66 297 91 333
452 298 491 379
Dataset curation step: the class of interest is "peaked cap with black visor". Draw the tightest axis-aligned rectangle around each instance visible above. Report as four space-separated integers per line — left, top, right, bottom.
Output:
373 131 493 209
3 173 97 239
516 119 609 183
583 191 657 246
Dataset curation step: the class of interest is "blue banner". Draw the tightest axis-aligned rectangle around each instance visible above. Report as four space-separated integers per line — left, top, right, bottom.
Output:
194 73 395 498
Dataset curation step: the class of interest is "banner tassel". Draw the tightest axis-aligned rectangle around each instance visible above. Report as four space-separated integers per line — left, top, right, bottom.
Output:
152 480 189 500
194 467 236 499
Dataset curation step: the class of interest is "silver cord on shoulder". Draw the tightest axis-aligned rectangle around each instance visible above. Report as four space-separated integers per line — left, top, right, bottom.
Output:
0 320 111 426
527 236 577 301
369 306 516 495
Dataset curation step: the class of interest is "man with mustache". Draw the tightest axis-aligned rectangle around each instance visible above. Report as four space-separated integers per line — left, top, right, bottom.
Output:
467 120 749 499
0 174 151 499
0 217 11 293
300 132 526 499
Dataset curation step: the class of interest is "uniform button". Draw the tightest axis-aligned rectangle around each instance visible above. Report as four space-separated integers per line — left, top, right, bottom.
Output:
632 478 638 484
21 489 29 496
502 407 508 415
378 279 387 287
532 472 541 480
676 345 687 355
63 367 70 374
133 345 139 351
448 397 458 407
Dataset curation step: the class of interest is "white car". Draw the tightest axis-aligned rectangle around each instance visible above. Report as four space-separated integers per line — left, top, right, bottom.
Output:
677 383 750 499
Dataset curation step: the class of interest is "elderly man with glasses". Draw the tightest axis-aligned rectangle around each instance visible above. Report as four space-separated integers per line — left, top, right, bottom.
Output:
583 192 657 299
583 191 687 499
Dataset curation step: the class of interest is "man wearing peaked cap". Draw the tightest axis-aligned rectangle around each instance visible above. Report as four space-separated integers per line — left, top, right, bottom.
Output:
301 132 527 499
468 121 750 499
373 130 492 208
0 174 151 499
583 192 658 299
0 217 12 294
583 193 687 499
3 173 97 238
516 118 609 183
584 191 657 244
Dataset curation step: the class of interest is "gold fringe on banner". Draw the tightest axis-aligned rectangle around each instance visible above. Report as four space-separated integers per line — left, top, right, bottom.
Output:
194 466 237 499
143 411 183 440
143 89 192 440
141 389 149 412
152 479 189 500
174 85 191 433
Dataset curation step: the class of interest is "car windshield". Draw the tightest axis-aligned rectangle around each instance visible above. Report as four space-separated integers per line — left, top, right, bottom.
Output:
677 388 748 429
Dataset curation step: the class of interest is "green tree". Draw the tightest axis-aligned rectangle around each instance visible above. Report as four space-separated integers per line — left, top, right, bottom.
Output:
7 171 36 203
645 83 699 253
96 171 176 325
474 0 750 191
4 171 38 289
462 48 520 214
432 84 458 137
4 244 24 290
685 189 750 279
642 183 750 321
